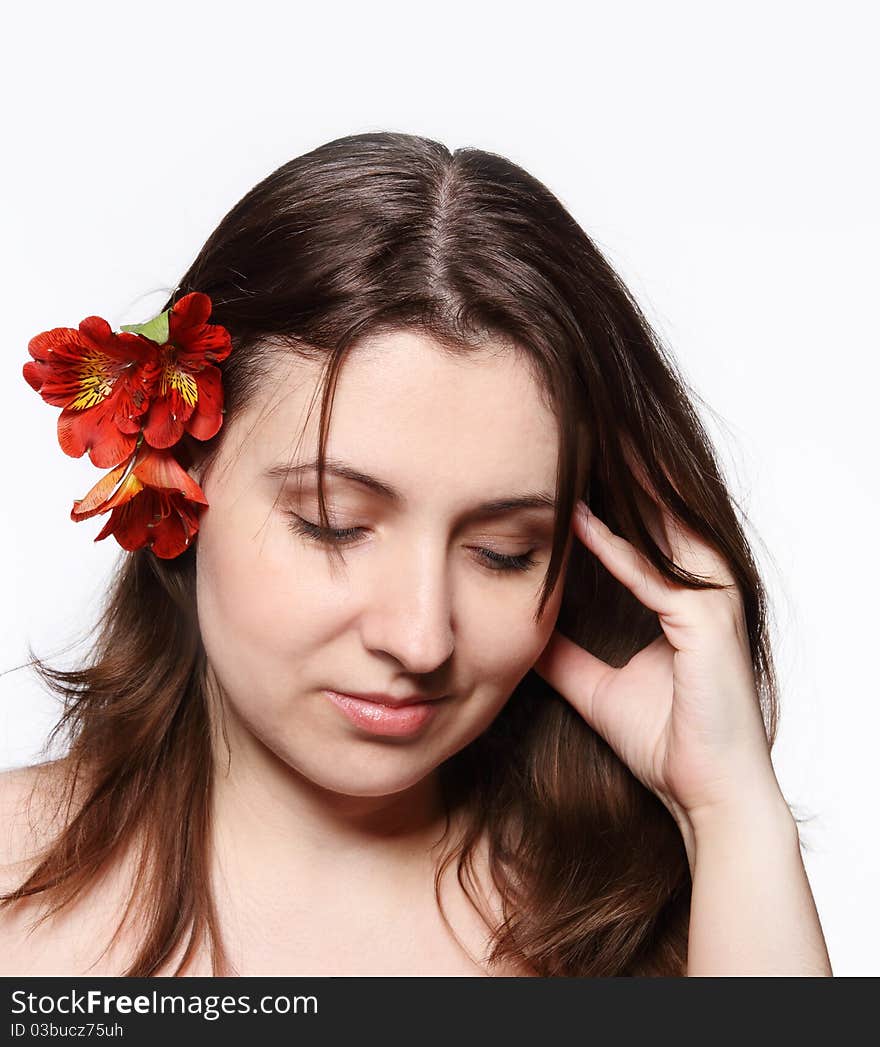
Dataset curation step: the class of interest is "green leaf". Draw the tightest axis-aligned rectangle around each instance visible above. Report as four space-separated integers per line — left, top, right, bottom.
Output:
121 308 170 345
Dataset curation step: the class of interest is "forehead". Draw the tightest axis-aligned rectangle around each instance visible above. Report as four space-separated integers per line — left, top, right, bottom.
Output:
229 330 562 495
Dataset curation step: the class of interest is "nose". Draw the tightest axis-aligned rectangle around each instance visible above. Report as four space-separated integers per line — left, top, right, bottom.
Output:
359 537 456 674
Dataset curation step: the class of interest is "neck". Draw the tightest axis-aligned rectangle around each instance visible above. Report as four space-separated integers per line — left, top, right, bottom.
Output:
206 688 456 890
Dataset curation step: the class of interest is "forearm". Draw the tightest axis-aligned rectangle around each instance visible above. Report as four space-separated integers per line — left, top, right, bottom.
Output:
677 786 833 976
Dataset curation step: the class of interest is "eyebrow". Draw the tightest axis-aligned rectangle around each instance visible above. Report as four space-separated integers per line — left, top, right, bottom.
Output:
264 458 557 516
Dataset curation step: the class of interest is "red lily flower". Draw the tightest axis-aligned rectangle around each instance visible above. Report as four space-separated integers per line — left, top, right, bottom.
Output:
71 439 209 559
25 290 233 558
140 292 233 449
23 316 161 469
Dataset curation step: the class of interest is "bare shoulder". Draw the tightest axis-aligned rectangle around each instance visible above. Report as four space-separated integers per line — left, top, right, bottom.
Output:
0 760 69 888
438 821 538 978
0 758 135 975
0 761 64 972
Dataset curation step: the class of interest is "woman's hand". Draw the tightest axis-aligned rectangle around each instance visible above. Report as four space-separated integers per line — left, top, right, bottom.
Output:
533 498 785 831
534 498 832 975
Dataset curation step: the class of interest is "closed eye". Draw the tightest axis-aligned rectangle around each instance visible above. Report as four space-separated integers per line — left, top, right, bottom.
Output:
285 513 539 574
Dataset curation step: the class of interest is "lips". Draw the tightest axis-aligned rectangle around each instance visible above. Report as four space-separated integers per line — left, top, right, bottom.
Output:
323 689 444 738
329 690 444 708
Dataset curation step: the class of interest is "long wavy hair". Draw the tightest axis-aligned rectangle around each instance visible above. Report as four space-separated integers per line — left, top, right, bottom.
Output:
3 131 784 976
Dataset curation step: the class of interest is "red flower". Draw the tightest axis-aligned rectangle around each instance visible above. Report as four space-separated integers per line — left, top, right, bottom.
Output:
140 292 233 449
23 317 161 469
71 439 209 559
25 290 233 558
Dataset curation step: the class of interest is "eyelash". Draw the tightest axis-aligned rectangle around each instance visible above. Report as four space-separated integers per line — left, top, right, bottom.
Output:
285 514 539 574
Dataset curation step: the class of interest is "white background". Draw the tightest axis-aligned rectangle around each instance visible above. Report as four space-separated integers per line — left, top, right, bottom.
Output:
1 1 876 974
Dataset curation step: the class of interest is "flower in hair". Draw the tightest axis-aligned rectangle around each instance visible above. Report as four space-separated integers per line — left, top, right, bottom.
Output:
23 316 160 469
24 292 232 466
23 292 233 558
70 439 209 559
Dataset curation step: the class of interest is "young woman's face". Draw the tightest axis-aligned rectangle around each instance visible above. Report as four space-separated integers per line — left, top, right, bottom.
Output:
194 330 574 797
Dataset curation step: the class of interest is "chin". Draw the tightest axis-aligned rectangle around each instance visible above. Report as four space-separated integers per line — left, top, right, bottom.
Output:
304 767 439 799
287 745 445 799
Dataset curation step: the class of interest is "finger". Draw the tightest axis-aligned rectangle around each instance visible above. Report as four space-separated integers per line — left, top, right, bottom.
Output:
632 482 675 561
621 449 674 560
532 627 613 727
574 503 681 617
621 443 736 587
660 511 738 587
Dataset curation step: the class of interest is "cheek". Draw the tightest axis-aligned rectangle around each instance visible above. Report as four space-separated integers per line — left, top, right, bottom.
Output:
461 578 563 699
425 588 562 763
194 501 330 676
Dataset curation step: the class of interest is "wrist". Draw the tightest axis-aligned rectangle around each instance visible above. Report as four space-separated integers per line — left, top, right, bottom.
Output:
688 784 799 859
672 780 798 875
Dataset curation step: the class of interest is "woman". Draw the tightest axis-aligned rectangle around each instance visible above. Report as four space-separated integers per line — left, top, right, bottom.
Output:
0 131 832 976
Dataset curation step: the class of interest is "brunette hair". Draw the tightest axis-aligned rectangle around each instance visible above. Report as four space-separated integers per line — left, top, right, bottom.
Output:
3 131 784 976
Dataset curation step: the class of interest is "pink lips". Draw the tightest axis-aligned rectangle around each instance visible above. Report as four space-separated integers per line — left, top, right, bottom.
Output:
323 690 443 737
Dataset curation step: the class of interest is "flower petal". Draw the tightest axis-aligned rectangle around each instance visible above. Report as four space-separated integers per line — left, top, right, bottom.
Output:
58 396 139 467
94 488 202 557
71 458 144 521
170 291 212 330
26 317 163 465
131 443 209 505
149 495 202 558
186 364 225 441
93 494 153 549
79 320 159 368
25 325 117 408
167 292 233 365
140 386 190 449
